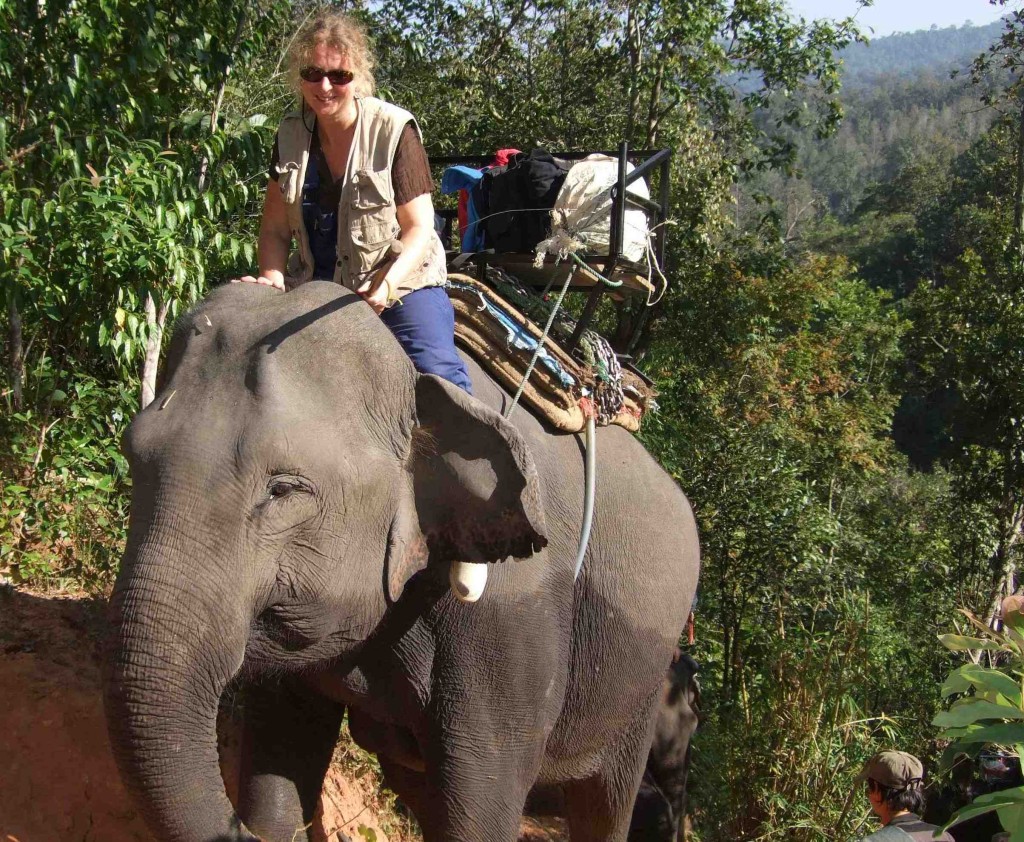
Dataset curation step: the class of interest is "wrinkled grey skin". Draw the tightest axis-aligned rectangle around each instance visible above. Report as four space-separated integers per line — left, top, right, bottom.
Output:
628 652 701 842
104 281 700 842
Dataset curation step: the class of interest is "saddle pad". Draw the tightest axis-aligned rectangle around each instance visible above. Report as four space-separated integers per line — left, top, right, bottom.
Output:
446 274 653 433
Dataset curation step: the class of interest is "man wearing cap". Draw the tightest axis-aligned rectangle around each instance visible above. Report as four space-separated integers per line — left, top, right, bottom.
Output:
857 750 954 841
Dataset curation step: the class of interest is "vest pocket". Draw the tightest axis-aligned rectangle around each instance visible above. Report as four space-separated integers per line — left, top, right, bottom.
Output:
351 167 392 210
351 217 398 249
349 167 398 247
275 162 302 205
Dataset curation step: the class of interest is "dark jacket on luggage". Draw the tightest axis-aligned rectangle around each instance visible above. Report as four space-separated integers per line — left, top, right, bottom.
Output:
479 149 569 252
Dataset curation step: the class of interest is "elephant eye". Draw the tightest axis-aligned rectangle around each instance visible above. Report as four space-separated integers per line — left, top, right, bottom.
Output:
266 475 312 500
268 481 292 499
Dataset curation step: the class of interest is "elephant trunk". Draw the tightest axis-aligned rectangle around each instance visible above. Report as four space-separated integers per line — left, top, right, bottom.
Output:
105 535 257 842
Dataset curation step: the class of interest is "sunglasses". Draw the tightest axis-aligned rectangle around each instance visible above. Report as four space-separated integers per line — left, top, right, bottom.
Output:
299 66 354 86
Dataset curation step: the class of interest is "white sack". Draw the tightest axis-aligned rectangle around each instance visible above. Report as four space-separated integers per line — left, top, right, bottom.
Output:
549 154 651 264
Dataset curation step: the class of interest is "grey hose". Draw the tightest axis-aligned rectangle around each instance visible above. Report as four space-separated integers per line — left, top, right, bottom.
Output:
573 414 597 580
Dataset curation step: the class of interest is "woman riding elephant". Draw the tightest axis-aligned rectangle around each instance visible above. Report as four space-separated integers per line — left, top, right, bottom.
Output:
234 10 471 393
105 13 701 842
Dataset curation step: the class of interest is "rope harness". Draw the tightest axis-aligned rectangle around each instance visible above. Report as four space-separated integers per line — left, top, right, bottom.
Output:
579 331 626 426
484 260 616 583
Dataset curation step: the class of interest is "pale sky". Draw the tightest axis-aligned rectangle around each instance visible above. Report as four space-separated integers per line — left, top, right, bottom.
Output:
785 0 1007 37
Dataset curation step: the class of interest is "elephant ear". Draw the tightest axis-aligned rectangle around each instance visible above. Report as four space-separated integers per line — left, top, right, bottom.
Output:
385 374 548 601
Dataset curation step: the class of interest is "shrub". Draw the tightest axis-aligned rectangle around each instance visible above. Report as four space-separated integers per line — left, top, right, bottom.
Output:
0 364 133 592
934 603 1024 838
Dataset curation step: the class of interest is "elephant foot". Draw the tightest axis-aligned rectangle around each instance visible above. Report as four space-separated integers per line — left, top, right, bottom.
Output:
449 561 488 603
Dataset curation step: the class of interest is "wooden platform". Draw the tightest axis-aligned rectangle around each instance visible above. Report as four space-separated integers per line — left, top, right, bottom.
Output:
448 251 655 301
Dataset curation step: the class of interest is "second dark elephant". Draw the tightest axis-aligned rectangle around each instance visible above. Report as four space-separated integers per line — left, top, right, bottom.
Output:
628 652 700 841
104 281 700 842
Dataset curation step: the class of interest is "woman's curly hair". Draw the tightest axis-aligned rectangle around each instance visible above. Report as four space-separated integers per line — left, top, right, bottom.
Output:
285 9 376 100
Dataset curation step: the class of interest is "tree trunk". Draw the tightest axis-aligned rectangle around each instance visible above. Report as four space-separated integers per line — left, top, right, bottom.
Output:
722 623 732 703
611 301 635 355
198 12 247 191
8 289 23 409
980 499 1024 646
645 40 667 148
140 293 170 409
625 2 643 144
1014 98 1024 257
197 58 231 191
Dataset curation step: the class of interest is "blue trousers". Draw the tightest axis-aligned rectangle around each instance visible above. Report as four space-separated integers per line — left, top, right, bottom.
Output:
381 286 473 394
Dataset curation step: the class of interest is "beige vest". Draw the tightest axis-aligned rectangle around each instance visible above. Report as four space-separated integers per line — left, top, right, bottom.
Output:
273 96 447 296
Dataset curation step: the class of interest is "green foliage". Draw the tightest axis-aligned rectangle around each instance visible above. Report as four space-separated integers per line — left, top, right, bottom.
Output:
638 248 963 838
967 2 1024 108
747 69 994 237
0 366 133 590
935 608 1024 838
896 131 1024 623
691 594 911 841
0 0 288 587
5 133 259 376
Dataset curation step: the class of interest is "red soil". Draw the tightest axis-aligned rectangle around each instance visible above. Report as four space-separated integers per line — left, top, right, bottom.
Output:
0 586 565 842
0 587 390 842
1 587 154 842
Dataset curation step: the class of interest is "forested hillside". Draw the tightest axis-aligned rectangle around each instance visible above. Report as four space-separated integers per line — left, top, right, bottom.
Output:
839 19 1005 87
746 20 1010 226
2 2 1023 840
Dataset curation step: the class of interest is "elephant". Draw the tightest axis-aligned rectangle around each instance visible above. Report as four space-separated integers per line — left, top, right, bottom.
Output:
627 651 701 842
104 280 700 842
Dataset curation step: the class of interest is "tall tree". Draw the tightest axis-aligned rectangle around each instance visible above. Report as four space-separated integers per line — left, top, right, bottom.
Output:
905 0 1024 627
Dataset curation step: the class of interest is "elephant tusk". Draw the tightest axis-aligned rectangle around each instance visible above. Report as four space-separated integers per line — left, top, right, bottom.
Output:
449 561 488 603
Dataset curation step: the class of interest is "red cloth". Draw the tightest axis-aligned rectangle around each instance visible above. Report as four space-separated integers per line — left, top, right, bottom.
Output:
493 148 521 166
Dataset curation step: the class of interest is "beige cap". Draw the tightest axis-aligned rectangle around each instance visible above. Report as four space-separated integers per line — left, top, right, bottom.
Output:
857 751 924 790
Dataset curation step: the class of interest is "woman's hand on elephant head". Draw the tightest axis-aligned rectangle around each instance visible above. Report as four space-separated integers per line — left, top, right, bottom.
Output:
232 274 285 292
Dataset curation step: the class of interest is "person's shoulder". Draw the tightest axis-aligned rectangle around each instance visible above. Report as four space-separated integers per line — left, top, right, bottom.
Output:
875 821 954 842
273 110 308 141
273 111 313 166
858 825 914 842
899 815 955 842
360 96 415 125
909 829 953 842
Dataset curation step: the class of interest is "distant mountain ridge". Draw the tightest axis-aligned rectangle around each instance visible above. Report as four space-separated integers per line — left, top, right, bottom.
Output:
839 19 1006 87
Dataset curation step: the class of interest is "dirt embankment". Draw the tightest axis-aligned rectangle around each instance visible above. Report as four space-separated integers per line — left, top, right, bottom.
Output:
0 586 398 842
0 586 565 842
